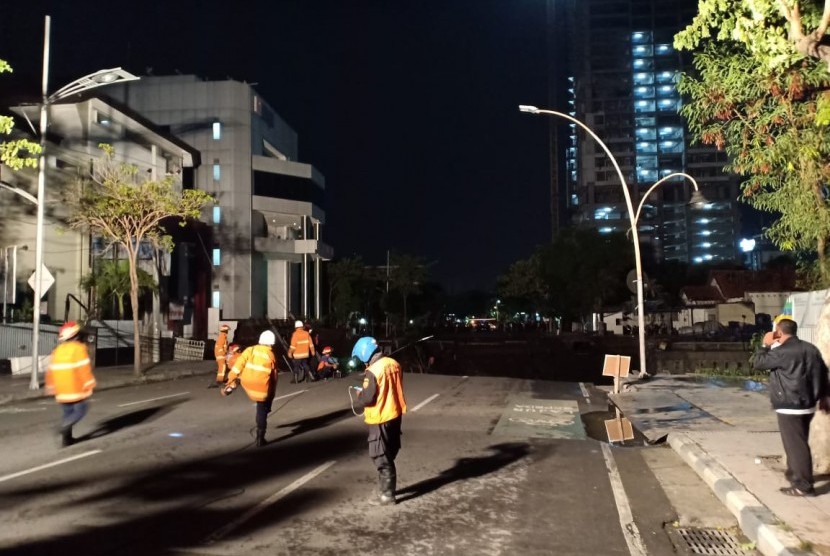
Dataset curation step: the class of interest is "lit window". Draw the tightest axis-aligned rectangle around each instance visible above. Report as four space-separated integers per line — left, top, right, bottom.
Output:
212 206 221 224
212 122 222 140
213 163 221 181
212 248 221 266
96 112 112 126
634 59 644 67
693 256 704 263
599 227 613 234
212 290 221 308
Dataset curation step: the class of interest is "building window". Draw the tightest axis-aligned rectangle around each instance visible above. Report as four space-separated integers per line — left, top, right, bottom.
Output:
212 290 221 308
212 122 222 140
212 248 221 267
95 111 112 126
212 206 221 224
213 161 221 182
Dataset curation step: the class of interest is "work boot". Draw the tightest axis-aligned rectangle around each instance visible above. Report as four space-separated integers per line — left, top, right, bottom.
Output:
255 428 266 448
60 426 74 448
369 470 396 506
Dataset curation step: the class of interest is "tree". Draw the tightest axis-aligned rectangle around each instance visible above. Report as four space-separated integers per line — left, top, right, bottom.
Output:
388 251 428 328
497 254 549 318
0 59 39 171
67 145 213 375
675 0 830 472
80 259 156 319
326 256 367 326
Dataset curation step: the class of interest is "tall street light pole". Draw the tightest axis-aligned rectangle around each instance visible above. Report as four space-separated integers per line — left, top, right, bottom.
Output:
519 105 704 376
29 15 138 390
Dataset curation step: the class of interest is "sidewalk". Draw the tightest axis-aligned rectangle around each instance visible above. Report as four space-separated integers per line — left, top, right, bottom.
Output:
0 359 216 406
610 374 830 556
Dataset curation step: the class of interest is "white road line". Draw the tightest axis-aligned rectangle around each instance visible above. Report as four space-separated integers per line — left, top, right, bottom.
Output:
204 460 337 544
600 443 648 556
0 407 47 414
274 390 307 401
118 392 190 407
411 393 440 412
0 450 102 484
579 382 592 404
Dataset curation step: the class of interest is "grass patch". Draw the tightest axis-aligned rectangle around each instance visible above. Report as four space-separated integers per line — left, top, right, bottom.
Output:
694 366 768 381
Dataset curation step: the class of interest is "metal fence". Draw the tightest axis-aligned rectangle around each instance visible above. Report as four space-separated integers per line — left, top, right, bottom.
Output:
0 323 60 359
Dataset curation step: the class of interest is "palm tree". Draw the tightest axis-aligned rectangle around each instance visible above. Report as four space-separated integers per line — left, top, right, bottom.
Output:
80 259 156 319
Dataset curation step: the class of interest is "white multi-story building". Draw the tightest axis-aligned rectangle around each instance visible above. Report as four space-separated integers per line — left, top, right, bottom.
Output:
1 96 198 325
107 75 332 324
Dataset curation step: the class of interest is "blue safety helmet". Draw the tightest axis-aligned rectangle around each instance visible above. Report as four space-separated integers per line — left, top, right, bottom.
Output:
351 336 379 363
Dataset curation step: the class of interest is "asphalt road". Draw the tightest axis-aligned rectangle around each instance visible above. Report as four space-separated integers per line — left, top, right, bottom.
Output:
0 372 741 556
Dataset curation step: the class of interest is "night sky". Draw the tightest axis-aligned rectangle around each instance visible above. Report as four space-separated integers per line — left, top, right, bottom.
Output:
0 0 552 293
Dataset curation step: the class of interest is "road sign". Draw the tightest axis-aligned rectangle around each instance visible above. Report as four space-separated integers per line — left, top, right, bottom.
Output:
28 264 55 297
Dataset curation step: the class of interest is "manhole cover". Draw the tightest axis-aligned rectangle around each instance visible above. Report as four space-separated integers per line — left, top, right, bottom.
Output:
675 527 749 555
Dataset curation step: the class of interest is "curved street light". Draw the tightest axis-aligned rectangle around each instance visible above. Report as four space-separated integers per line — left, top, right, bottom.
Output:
519 105 703 376
28 15 139 390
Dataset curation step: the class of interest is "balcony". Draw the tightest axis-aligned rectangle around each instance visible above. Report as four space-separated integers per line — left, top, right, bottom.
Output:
254 237 333 261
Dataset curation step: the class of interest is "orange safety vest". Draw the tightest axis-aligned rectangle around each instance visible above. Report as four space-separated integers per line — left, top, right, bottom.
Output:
289 329 315 359
228 345 276 402
215 331 228 360
45 341 96 404
363 356 407 425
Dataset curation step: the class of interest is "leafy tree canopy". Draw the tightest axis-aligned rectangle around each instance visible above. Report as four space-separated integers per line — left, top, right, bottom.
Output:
0 59 40 170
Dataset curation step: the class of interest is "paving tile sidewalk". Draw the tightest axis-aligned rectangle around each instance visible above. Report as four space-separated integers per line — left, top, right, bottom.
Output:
0 360 216 406
611 375 830 556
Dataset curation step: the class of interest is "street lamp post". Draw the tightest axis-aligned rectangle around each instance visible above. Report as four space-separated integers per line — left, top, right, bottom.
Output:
28 15 138 390
519 105 703 376
3 245 28 323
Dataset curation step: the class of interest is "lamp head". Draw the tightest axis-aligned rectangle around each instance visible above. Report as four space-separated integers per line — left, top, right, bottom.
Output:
518 105 540 114
688 190 708 206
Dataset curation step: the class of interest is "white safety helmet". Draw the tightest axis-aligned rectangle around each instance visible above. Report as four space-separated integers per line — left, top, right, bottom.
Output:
259 330 276 345
294 320 304 328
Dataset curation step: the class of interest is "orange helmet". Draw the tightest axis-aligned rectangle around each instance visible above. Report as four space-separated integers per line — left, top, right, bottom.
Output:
219 324 230 332
229 344 241 353
59 321 81 342
322 346 332 355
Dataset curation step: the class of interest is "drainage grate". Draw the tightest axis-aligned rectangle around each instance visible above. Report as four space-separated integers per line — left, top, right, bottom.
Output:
675 527 749 555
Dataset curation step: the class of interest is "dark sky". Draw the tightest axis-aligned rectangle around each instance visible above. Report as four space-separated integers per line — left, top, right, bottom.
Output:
0 0 552 292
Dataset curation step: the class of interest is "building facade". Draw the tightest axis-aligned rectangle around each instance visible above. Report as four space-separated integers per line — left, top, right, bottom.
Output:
568 0 742 264
1 96 198 326
107 76 332 324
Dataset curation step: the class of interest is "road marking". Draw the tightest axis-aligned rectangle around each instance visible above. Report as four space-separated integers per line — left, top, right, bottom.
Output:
600 443 648 556
0 450 102 484
412 393 440 412
579 382 592 404
204 460 336 544
118 392 190 407
0 406 47 414
275 390 307 401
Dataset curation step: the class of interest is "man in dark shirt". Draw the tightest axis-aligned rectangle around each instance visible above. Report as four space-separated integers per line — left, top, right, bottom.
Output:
753 318 830 497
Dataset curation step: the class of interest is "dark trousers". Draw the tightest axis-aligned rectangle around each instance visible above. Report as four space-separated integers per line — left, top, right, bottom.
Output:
256 398 274 430
368 416 402 480
777 412 815 492
61 400 89 429
293 359 314 382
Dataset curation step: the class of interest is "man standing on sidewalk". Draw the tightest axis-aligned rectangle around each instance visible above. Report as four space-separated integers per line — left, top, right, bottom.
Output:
754 318 830 497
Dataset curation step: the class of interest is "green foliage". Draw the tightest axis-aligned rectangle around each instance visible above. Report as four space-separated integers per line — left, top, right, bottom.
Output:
0 59 40 170
327 256 368 326
497 229 632 322
388 251 428 326
675 1 830 285
67 146 213 373
80 259 156 319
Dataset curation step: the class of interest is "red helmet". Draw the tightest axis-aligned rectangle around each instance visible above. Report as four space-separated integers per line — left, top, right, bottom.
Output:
59 321 81 342
322 346 332 355
229 344 241 353
219 324 230 332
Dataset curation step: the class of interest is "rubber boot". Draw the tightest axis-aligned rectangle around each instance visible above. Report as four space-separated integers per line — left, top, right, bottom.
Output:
255 428 266 448
370 469 396 506
60 425 74 448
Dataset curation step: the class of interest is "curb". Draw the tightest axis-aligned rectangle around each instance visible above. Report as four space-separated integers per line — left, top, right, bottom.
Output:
668 432 812 556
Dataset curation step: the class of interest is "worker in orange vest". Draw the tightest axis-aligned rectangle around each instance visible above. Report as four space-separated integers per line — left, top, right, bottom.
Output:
222 330 277 447
210 323 230 388
45 322 96 447
288 320 316 383
350 336 407 505
226 343 241 370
